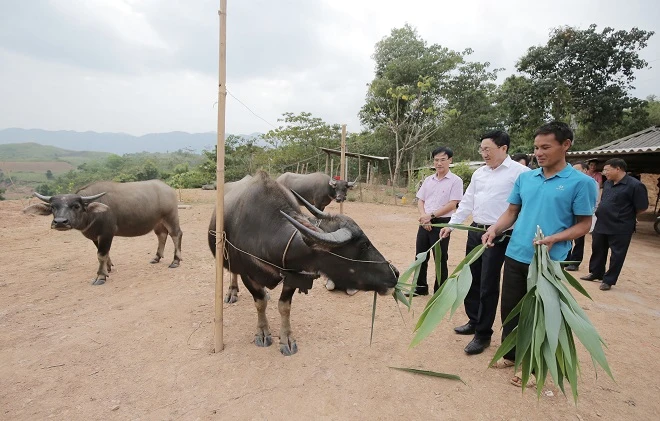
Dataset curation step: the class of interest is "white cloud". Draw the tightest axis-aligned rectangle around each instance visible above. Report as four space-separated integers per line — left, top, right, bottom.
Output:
0 0 657 136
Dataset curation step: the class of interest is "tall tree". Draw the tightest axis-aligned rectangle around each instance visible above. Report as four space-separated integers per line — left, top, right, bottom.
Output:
516 24 654 145
360 24 463 184
434 59 502 160
263 112 342 175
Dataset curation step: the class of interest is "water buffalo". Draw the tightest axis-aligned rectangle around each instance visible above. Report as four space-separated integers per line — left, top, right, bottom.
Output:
208 171 398 355
276 172 356 211
23 180 183 285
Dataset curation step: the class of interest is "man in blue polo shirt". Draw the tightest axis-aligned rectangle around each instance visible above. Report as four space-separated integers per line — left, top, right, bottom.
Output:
482 121 597 387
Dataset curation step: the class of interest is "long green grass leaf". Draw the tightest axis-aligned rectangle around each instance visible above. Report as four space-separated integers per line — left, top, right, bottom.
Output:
389 367 465 384
537 273 561 354
411 280 458 347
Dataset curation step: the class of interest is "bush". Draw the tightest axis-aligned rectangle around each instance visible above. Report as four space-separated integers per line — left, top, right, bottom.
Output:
451 162 475 191
0 188 5 200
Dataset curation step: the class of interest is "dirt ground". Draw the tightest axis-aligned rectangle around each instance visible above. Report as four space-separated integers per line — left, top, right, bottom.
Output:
1 188 659 421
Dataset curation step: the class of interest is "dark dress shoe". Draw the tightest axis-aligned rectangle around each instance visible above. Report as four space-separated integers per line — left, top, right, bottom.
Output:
414 285 429 296
564 265 579 271
454 322 476 335
599 283 612 291
465 337 491 355
580 273 602 282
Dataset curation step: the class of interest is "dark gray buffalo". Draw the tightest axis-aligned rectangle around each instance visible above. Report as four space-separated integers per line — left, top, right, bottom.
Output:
276 172 356 211
23 180 183 285
208 171 398 355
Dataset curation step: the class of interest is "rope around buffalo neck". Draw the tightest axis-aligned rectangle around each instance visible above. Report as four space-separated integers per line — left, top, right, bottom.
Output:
210 229 396 274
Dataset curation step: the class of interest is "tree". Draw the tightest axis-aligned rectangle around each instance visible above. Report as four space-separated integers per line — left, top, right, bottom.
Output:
263 112 341 175
360 24 463 185
434 59 502 160
516 24 654 145
45 170 54 180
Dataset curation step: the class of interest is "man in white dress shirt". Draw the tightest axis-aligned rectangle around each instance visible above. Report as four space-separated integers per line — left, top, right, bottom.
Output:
440 131 530 355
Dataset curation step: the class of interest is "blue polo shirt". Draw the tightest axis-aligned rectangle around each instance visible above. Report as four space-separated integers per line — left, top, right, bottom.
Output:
506 164 598 264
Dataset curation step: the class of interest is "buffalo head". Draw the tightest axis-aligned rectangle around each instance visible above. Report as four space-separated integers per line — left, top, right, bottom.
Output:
23 192 108 231
328 178 357 203
282 190 398 295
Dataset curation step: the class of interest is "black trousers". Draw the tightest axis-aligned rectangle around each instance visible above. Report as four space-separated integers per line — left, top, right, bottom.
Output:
567 235 585 264
463 227 509 339
415 217 450 292
588 232 633 286
500 257 530 362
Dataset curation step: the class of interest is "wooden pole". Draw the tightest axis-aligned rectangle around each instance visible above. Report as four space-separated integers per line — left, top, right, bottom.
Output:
214 0 227 353
330 159 334 179
388 159 396 205
339 124 346 214
325 154 329 174
358 154 362 202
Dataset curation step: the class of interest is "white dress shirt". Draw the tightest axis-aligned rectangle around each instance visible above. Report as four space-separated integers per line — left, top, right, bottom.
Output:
449 156 531 226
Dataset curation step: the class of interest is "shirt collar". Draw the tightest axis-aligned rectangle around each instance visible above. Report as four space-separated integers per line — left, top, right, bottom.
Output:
487 155 513 170
533 163 573 179
433 170 452 181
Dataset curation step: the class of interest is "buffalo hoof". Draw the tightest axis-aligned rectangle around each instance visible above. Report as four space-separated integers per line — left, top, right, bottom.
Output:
168 261 180 269
150 257 161 264
224 292 238 304
254 333 272 347
280 339 298 356
346 288 358 296
325 279 336 291
92 277 106 286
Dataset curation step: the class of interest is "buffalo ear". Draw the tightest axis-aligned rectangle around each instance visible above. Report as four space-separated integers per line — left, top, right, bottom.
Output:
22 203 52 216
86 202 110 213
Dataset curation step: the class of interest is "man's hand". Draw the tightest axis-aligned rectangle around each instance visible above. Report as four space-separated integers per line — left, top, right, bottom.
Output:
418 214 432 225
482 227 498 247
534 234 558 251
439 227 452 239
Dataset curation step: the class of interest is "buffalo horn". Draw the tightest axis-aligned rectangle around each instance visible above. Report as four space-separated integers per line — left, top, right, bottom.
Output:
80 192 107 202
290 189 329 219
280 211 352 247
33 192 52 202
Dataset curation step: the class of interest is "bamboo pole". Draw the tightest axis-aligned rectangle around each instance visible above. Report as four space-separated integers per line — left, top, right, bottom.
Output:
214 0 227 353
358 153 362 202
325 154 329 174
339 124 346 214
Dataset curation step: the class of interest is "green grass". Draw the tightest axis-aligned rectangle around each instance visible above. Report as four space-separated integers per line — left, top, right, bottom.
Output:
0 142 110 162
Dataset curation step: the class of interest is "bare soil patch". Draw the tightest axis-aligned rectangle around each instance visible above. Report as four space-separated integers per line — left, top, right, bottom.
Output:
1 189 659 420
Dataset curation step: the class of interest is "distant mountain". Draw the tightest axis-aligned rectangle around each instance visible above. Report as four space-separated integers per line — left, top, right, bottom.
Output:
0 128 265 155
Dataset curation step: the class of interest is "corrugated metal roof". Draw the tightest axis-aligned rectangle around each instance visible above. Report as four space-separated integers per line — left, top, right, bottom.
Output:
569 125 660 156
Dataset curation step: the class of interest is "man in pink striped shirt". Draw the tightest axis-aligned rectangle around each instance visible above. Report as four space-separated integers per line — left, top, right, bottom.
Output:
414 146 464 295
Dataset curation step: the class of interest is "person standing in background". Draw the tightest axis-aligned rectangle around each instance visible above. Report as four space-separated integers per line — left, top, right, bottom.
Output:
581 158 648 290
414 147 464 296
565 161 598 271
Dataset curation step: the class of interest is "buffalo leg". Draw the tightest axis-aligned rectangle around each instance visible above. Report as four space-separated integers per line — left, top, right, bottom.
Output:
93 237 113 285
151 223 168 264
94 240 113 273
224 273 239 303
278 285 298 356
241 275 272 347
163 220 183 268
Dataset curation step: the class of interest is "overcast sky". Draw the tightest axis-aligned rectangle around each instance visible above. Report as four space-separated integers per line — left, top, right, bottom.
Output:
0 0 658 136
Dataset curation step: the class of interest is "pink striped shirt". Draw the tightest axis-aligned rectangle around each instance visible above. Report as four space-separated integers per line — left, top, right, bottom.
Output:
416 171 464 217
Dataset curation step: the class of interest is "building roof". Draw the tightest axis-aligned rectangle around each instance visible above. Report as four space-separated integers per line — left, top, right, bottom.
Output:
318 147 390 161
567 126 660 174
569 125 660 156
